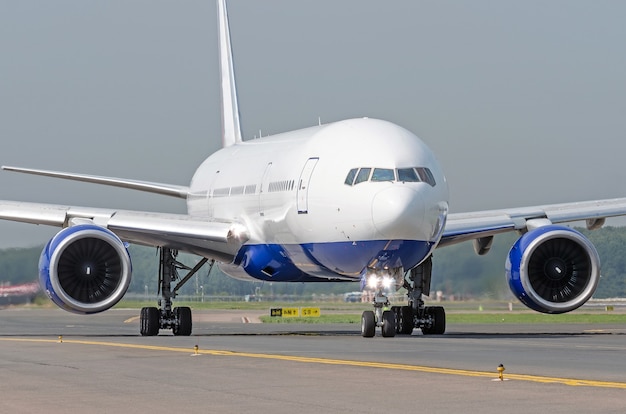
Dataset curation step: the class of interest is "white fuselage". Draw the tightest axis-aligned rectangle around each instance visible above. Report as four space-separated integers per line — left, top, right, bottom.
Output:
187 118 449 282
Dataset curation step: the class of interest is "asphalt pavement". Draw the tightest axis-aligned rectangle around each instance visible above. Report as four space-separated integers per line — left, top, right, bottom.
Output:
1 307 625 413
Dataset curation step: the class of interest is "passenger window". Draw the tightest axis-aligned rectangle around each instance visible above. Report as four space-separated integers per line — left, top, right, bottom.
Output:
344 168 358 186
397 168 420 182
354 168 371 185
371 168 395 182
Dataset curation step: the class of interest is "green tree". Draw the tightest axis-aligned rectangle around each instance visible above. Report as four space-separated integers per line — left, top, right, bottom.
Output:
2 226 626 299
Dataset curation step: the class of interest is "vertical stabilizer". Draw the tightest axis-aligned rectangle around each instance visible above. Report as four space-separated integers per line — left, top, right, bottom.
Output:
217 0 243 147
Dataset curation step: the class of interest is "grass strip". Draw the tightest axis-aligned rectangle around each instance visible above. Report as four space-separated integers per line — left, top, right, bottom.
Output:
115 301 626 324
260 313 626 324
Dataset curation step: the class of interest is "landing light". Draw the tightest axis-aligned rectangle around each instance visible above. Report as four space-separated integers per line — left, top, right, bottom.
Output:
367 275 394 290
228 223 249 242
383 276 394 289
367 276 378 289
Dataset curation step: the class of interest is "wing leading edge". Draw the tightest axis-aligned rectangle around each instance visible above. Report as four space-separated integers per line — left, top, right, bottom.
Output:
0 200 248 262
440 197 626 248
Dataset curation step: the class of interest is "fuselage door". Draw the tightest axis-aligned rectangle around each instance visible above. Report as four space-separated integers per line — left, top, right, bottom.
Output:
259 162 272 216
297 157 319 214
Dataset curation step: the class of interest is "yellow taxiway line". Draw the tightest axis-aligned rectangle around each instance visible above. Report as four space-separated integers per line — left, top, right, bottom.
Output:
2 337 626 389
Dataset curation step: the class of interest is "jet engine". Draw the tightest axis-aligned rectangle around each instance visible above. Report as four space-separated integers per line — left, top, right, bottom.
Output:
39 224 132 314
506 225 600 314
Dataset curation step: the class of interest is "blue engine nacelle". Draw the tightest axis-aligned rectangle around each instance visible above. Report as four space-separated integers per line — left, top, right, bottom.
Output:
506 225 600 314
39 224 132 314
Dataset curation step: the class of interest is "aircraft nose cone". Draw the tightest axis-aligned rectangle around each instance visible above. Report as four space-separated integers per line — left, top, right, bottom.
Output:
371 186 425 239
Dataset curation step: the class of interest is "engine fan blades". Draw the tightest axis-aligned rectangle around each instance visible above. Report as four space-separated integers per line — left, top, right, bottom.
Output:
57 237 123 303
527 237 590 303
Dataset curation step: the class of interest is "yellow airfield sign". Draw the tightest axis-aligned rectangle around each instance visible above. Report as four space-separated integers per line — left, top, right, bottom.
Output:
269 307 321 318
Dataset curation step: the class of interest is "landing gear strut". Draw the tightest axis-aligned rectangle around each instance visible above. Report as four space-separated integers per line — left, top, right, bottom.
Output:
361 257 446 338
139 247 212 336
392 257 446 335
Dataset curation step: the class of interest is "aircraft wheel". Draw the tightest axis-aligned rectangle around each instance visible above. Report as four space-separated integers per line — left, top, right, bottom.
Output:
400 306 414 335
431 306 446 335
361 311 376 338
173 306 192 336
391 306 401 333
421 306 446 335
140 307 160 336
381 310 396 337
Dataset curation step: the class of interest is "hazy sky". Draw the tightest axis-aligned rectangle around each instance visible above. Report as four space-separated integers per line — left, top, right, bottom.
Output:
1 0 626 248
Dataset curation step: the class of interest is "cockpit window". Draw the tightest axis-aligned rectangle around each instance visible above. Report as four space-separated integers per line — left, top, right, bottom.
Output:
371 168 395 182
344 168 358 186
397 168 420 182
344 166 436 186
416 167 436 186
354 168 371 185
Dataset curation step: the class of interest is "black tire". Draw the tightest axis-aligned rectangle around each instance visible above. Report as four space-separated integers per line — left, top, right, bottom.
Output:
381 310 396 337
421 306 446 335
139 307 146 336
361 311 376 338
391 306 401 333
140 307 160 336
400 306 414 335
173 306 192 336
431 306 446 335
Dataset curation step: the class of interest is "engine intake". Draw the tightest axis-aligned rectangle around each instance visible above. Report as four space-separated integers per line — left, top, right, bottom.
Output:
506 225 600 314
39 224 132 314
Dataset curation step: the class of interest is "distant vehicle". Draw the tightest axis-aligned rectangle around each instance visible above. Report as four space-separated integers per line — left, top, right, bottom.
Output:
344 292 363 303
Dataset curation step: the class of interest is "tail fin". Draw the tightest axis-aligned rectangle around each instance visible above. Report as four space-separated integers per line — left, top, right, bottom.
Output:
217 0 243 147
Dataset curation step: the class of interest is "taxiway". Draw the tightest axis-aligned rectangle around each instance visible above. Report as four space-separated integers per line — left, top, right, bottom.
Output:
1 308 625 413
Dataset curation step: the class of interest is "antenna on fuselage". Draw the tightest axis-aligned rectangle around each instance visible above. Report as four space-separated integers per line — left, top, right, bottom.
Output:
217 0 243 148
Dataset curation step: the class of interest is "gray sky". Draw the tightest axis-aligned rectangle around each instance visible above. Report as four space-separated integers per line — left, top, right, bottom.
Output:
1 0 626 248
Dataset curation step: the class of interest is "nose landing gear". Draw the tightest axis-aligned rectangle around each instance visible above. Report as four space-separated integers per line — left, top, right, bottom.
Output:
360 268 398 338
361 288 396 338
361 257 446 338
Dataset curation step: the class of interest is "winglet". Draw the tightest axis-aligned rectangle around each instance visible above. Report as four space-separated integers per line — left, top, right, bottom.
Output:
217 0 243 147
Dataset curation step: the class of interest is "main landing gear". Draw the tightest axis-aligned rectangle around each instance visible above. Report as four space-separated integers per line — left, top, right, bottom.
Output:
361 257 446 338
139 247 213 336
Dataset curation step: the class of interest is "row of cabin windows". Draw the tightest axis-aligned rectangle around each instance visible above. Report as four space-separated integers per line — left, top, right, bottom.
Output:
344 167 436 187
211 179 295 198
212 184 258 197
268 180 296 193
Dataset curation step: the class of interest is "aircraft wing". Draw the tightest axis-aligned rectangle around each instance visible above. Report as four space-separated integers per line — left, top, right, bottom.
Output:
2 166 190 199
439 197 626 248
0 200 248 262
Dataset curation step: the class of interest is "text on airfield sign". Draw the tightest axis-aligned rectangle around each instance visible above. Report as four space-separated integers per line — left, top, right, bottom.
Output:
269 307 320 317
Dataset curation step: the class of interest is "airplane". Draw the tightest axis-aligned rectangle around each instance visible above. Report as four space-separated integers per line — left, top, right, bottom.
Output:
0 282 40 307
2 0 626 337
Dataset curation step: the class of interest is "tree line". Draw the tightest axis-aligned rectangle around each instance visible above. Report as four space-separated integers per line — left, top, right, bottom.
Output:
1 226 626 299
